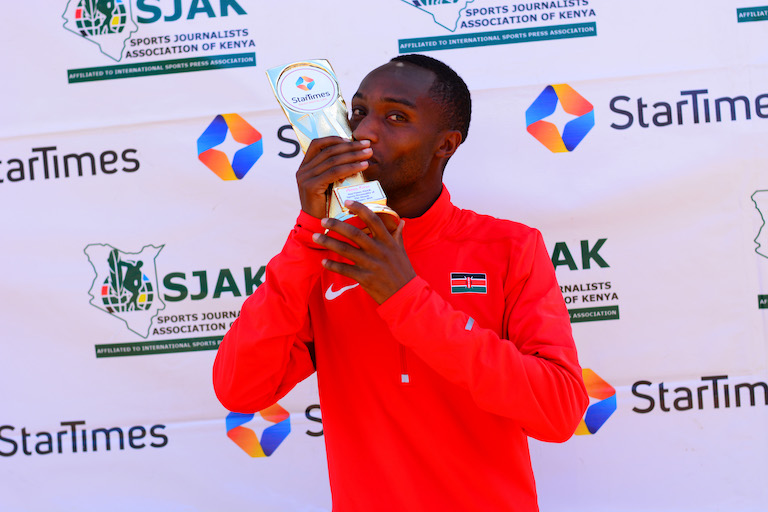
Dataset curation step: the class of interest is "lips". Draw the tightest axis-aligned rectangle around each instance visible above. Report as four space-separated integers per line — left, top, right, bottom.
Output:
365 153 379 167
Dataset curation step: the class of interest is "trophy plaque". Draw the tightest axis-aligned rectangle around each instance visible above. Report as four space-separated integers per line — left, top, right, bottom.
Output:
266 59 400 232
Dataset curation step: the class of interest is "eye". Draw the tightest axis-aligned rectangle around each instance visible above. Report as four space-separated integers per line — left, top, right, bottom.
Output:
351 107 366 117
387 113 406 122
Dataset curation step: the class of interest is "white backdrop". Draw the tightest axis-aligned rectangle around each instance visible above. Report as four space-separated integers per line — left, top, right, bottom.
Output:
2 1 768 511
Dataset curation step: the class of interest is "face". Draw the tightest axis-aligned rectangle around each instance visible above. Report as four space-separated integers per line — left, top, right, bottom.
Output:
349 62 448 209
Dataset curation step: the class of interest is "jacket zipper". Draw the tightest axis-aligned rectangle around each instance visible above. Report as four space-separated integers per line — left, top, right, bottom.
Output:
399 345 410 384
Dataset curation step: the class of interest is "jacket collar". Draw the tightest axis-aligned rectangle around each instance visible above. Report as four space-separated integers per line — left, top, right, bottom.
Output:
402 185 457 252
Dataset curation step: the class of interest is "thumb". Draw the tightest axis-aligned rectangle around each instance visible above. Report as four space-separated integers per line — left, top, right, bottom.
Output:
392 219 406 247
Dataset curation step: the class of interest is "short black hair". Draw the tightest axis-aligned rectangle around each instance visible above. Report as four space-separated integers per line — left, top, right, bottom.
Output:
390 54 471 143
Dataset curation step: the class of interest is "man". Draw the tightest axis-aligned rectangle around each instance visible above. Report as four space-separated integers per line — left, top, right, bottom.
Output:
213 54 588 511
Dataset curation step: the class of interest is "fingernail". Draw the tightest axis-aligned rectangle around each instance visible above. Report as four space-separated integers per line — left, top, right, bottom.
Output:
359 139 371 147
320 218 330 227
344 200 354 207
312 233 321 242
361 148 372 155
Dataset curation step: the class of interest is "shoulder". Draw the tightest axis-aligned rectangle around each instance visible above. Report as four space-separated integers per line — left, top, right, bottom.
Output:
445 206 554 294
450 206 543 250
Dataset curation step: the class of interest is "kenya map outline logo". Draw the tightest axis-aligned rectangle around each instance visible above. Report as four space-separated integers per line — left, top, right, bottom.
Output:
85 243 165 338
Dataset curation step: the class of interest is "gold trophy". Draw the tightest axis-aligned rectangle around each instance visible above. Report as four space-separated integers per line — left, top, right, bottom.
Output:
267 59 400 232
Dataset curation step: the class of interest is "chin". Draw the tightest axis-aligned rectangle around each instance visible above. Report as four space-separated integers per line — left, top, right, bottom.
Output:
362 166 380 182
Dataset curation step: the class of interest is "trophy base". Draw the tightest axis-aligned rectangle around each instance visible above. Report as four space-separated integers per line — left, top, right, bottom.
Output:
335 203 401 234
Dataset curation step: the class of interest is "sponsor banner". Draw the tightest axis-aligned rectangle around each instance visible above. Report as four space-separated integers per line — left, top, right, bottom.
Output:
2 2 768 511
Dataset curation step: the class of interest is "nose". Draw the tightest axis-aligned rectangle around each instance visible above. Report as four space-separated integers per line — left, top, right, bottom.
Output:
351 114 378 144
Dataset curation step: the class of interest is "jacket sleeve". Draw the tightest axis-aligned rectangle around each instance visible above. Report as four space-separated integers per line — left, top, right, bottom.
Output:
376 230 588 442
212 212 326 414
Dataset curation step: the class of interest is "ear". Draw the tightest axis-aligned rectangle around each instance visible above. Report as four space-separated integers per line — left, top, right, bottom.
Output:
435 130 463 160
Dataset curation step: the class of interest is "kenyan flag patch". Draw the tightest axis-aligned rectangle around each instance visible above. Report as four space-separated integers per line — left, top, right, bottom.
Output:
450 272 487 294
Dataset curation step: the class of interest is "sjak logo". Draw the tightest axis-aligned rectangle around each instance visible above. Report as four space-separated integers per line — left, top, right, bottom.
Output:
226 404 291 457
62 0 248 64
526 84 595 153
62 0 139 61
403 0 473 32
85 244 165 337
197 114 264 181
574 369 616 435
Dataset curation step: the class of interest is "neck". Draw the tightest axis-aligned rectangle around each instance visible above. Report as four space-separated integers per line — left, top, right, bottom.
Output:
388 175 443 219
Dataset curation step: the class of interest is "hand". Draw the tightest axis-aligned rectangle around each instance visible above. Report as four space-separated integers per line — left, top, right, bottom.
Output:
296 137 373 219
311 201 417 304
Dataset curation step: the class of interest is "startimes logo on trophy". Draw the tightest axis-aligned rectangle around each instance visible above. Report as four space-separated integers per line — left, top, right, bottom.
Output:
267 59 400 231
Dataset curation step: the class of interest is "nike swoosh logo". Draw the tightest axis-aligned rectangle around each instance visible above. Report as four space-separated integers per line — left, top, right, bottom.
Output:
325 283 360 301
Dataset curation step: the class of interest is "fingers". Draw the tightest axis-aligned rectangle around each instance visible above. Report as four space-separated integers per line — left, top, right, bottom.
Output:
313 218 373 260
311 207 415 305
320 201 391 249
343 201 390 240
304 136 348 156
310 207 384 270
296 138 372 218
303 157 369 186
319 258 359 282
304 136 356 159
300 138 372 181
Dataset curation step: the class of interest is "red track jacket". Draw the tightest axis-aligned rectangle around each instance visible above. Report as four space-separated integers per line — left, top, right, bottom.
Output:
213 187 588 511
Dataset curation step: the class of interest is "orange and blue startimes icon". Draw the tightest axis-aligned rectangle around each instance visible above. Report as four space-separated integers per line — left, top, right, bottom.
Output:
197 114 263 180
226 403 291 457
526 84 594 153
575 368 616 435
